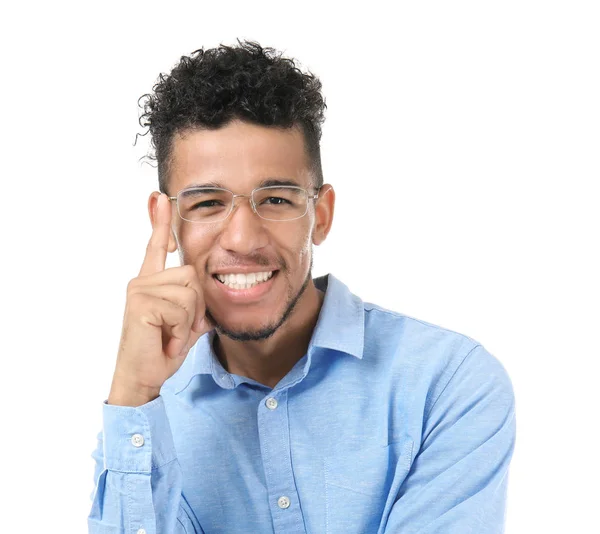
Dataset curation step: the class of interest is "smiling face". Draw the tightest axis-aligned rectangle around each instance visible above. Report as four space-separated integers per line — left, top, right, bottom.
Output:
155 119 334 341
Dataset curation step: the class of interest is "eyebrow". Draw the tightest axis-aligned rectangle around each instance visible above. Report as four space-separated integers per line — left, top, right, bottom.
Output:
183 178 303 190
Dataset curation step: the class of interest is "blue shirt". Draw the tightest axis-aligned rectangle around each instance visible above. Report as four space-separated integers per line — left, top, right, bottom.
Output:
88 273 516 534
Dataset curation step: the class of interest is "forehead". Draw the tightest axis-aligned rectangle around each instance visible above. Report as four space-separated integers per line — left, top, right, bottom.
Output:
168 120 311 193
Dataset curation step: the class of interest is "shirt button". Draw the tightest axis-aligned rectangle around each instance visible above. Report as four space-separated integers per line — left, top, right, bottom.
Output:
265 397 278 410
278 495 291 509
137 529 146 534
131 434 145 447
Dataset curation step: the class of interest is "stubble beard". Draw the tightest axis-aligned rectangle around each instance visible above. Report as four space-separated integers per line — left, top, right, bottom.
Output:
205 256 314 342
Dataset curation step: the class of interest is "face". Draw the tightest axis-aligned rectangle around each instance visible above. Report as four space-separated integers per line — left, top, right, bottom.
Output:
153 119 334 341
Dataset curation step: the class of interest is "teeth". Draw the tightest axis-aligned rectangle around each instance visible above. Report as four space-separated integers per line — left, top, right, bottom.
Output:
216 271 274 290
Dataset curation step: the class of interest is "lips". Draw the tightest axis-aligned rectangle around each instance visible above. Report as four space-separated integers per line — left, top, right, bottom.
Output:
212 269 279 302
212 267 280 276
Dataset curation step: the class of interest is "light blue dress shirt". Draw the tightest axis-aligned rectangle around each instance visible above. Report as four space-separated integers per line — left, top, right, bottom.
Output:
88 273 516 534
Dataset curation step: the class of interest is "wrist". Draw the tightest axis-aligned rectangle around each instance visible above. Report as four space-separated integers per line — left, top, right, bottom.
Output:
108 377 160 407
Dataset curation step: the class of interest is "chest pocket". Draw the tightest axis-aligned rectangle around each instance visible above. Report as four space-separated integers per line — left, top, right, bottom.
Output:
323 439 414 534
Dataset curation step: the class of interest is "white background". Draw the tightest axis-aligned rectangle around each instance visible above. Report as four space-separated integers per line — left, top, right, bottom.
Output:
1 1 598 532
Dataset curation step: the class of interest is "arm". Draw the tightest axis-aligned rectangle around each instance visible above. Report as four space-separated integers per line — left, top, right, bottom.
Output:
87 395 204 534
384 344 516 533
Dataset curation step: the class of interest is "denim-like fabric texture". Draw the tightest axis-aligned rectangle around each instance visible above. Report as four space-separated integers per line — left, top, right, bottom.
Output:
88 273 516 534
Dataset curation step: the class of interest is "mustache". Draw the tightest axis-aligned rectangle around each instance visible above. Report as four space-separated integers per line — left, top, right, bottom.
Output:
210 255 285 271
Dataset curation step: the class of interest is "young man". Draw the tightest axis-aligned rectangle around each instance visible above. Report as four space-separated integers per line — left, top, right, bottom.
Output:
88 40 516 534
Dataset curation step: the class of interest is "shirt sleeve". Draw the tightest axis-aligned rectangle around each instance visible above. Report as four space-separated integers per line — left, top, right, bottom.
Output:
383 344 517 534
87 395 204 534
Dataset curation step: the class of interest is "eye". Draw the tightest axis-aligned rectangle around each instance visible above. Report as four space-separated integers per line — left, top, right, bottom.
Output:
263 197 291 205
192 200 224 209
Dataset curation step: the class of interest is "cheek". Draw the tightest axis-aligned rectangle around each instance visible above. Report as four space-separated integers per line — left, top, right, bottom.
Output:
297 220 315 258
297 238 312 262
176 225 217 268
278 228 313 271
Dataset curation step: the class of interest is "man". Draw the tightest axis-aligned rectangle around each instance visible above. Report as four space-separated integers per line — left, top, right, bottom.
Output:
88 39 516 534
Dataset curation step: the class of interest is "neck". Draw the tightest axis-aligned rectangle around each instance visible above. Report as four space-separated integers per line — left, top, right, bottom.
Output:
213 280 325 389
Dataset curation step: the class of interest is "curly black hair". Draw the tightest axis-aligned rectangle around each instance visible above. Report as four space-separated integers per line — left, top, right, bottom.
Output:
137 39 327 195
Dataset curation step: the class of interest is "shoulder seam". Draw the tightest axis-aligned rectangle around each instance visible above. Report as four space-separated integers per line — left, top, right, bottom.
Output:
364 304 479 344
424 343 482 421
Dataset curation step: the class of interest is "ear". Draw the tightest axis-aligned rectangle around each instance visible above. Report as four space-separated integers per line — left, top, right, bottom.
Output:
148 192 178 253
312 184 335 246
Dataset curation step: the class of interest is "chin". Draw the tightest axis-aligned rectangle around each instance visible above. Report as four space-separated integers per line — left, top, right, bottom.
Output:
215 321 280 342
210 303 295 341
207 267 312 342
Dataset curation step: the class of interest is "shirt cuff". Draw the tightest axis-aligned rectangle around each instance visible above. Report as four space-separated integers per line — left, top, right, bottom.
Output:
102 395 177 474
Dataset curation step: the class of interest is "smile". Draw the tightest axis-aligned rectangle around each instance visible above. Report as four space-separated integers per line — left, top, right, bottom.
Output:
215 271 275 290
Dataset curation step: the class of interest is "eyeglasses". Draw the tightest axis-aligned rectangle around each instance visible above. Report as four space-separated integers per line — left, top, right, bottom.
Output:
167 185 322 223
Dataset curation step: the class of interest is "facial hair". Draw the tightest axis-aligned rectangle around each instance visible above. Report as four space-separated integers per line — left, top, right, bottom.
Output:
205 254 314 342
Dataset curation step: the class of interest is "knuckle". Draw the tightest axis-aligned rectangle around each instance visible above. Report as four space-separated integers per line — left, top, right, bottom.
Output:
183 264 197 278
136 300 157 324
185 285 198 301
176 304 189 322
126 278 137 292
174 317 190 336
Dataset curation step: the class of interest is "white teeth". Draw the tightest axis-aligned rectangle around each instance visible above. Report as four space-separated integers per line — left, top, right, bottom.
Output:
216 271 274 289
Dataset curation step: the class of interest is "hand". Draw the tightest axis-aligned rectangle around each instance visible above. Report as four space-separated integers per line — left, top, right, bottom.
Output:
108 193 214 406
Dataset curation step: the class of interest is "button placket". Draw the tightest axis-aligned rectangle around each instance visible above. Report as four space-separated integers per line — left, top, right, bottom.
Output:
131 433 145 447
277 496 291 509
258 389 304 531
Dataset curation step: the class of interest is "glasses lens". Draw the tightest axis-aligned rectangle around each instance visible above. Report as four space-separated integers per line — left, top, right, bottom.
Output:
253 187 308 221
177 188 233 223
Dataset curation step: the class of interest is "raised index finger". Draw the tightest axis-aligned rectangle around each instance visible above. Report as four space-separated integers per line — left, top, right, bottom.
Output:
139 193 172 276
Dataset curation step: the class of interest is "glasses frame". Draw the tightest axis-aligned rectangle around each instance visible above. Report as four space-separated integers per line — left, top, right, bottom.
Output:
167 185 323 223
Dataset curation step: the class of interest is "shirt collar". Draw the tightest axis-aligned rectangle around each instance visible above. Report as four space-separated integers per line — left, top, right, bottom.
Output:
309 273 364 359
164 272 364 395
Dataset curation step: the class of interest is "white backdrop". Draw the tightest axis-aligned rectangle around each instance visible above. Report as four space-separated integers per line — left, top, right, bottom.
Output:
1 1 598 532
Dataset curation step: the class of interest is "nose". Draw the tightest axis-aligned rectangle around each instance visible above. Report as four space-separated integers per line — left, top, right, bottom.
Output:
218 195 268 255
